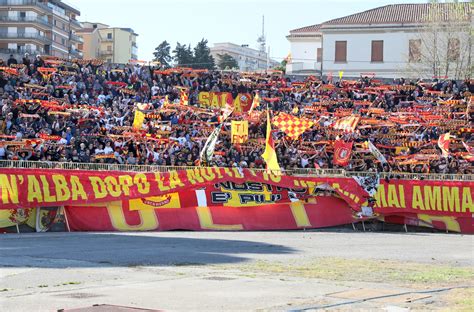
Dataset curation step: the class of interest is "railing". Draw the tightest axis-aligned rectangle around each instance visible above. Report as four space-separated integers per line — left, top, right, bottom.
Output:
0 47 44 55
69 33 83 43
0 0 52 11
0 160 472 181
0 16 52 27
0 32 52 43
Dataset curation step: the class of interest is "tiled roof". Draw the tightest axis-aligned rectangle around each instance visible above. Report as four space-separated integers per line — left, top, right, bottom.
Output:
323 3 472 26
289 24 322 34
290 3 472 34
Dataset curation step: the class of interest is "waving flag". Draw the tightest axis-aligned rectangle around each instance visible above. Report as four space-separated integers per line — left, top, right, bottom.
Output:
462 141 474 162
249 92 260 113
199 124 222 165
272 112 314 140
176 86 189 105
333 140 353 167
132 109 145 131
333 115 360 133
261 110 281 173
438 132 450 158
368 140 387 164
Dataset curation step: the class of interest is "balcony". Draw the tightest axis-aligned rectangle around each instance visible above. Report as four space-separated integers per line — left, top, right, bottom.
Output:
0 47 44 56
0 16 52 27
69 32 83 43
99 50 113 57
0 32 52 43
70 19 82 29
0 0 52 12
69 48 82 57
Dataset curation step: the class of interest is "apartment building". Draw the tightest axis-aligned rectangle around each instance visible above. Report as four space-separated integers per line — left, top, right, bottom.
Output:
211 42 278 71
78 22 138 64
0 0 83 60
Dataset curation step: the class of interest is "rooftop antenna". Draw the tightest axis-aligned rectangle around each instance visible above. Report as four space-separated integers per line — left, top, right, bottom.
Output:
257 15 266 53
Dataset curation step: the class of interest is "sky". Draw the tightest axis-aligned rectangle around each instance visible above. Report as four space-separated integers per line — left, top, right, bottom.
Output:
69 0 427 62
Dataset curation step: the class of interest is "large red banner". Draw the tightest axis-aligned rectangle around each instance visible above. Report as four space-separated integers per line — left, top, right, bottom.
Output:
1 168 472 233
0 168 368 210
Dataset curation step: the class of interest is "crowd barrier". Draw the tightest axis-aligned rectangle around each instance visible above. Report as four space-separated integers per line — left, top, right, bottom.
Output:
0 160 472 181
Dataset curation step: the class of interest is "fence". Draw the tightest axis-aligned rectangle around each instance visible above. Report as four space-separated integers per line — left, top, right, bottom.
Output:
0 160 472 181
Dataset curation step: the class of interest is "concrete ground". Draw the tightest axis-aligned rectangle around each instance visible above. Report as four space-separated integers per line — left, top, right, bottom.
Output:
0 230 473 311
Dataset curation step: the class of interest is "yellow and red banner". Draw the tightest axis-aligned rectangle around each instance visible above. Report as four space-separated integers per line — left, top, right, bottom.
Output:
231 120 249 144
198 92 253 112
0 168 472 233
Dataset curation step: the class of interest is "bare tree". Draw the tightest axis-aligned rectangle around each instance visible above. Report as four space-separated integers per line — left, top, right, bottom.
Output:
406 0 473 80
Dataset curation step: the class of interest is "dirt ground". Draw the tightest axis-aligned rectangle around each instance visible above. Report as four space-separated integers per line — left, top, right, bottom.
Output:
0 230 473 311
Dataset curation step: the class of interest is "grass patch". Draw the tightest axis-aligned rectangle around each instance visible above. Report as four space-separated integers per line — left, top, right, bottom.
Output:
442 287 474 311
225 258 474 287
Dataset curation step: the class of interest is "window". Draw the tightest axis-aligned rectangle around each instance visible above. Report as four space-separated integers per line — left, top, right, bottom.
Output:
371 40 384 62
107 58 112 63
20 12 26 18
448 38 460 61
61 38 65 45
107 45 112 51
53 19 56 26
107 33 112 39
335 41 347 62
317 48 322 63
409 39 421 62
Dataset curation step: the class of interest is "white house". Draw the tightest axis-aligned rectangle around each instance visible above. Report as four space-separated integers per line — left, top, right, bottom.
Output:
211 42 279 71
286 24 322 75
287 3 472 79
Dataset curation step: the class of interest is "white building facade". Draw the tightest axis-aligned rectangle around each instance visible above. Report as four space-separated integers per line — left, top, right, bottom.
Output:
286 3 472 79
211 42 278 71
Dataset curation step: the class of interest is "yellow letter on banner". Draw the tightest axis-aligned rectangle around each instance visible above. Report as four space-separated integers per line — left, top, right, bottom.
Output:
290 201 311 227
196 207 243 230
418 214 460 232
0 174 19 204
107 201 159 231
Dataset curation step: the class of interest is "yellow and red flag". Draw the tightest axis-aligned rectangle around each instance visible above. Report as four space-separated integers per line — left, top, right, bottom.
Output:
333 115 360 133
437 132 450 158
261 110 281 173
272 112 314 140
176 86 189 105
333 140 353 167
249 91 260 113
132 109 145 131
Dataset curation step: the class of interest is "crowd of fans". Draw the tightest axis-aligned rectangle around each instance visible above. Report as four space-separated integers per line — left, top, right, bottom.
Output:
0 53 472 174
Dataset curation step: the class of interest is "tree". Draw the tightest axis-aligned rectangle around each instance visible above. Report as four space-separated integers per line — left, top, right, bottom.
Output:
152 40 172 68
406 0 472 80
217 53 238 70
273 59 287 74
173 42 194 67
193 38 215 70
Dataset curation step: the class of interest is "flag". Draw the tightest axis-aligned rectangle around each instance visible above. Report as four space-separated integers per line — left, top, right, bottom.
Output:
333 115 360 132
438 132 450 158
333 140 353 167
132 109 145 131
231 120 248 144
272 112 314 140
462 141 474 162
199 124 222 165
339 71 344 80
367 140 387 164
249 92 260 113
176 86 189 105
163 95 171 106
261 110 281 173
